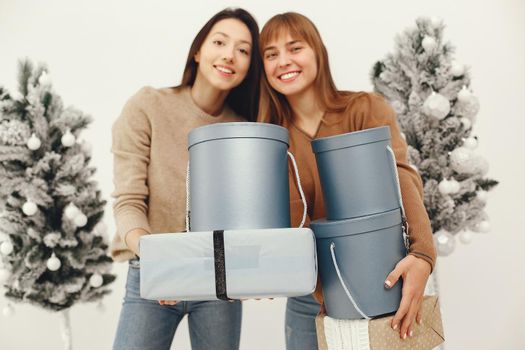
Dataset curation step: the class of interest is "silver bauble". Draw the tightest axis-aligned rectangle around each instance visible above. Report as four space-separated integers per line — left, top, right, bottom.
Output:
89 273 104 288
476 190 488 203
450 62 465 77
27 134 41 150
422 92 450 120
459 231 474 244
61 129 76 147
64 203 80 220
0 241 13 255
46 253 61 271
74 213 88 228
422 36 437 52
434 230 456 256
22 200 38 216
463 137 478 150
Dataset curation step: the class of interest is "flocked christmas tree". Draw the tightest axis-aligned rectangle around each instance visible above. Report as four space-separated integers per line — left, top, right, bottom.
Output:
0 60 115 348
372 17 498 257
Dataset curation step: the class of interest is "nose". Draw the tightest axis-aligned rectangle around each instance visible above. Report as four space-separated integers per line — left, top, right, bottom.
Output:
222 45 235 64
278 52 291 68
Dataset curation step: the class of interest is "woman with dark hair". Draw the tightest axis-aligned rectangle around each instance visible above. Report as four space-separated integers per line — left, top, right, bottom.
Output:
258 12 436 349
111 8 260 350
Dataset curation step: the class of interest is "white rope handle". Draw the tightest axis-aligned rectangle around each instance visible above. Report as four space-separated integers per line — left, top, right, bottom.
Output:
329 242 370 320
386 145 410 250
287 151 307 229
185 161 190 232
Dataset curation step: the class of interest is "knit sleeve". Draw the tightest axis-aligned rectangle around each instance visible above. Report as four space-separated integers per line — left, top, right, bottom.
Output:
111 88 152 246
354 93 437 270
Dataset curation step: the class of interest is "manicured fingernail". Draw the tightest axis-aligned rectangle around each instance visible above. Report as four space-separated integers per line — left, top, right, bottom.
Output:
402 333 407 340
409 330 413 337
417 318 422 325
392 324 398 330
384 281 391 289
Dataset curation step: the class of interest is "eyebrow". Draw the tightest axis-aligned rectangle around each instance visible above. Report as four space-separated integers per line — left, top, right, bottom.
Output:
212 31 252 46
263 40 303 52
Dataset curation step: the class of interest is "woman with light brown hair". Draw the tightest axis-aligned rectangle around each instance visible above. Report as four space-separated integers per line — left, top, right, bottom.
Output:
258 12 436 349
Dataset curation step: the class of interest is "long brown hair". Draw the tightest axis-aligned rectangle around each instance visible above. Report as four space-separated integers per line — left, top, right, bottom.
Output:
257 12 350 125
180 8 261 122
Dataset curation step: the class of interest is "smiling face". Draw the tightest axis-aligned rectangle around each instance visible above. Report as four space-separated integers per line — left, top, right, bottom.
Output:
194 18 253 92
262 33 318 98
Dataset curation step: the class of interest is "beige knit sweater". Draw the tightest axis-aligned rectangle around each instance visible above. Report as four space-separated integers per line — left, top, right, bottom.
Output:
110 86 244 261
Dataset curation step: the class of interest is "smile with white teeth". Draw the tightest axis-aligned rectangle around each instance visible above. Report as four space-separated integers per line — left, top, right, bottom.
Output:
279 71 300 81
215 65 234 74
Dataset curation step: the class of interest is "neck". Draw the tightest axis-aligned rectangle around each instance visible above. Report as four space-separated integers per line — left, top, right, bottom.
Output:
286 87 324 123
190 75 229 116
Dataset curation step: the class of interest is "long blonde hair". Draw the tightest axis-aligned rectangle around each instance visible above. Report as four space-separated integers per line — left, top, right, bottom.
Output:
257 12 351 125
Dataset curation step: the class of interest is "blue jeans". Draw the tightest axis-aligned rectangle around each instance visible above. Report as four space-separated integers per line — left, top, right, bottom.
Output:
113 259 242 350
285 294 321 350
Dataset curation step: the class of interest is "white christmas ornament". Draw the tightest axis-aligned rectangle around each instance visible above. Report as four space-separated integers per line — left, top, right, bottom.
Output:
438 179 452 194
459 231 474 244
61 129 76 147
0 268 10 284
79 139 92 155
2 304 14 317
0 241 13 255
460 117 472 130
38 71 51 86
476 190 488 203
457 93 480 121
46 252 61 271
422 36 437 52
89 273 103 288
94 221 108 236
449 147 471 170
457 86 471 103
422 92 450 120
473 220 491 233
434 230 456 256
450 61 465 77
22 200 38 216
463 137 478 150
449 178 460 194
64 203 81 220
439 178 460 194
74 213 88 228
27 133 41 150
450 147 489 175
430 17 442 27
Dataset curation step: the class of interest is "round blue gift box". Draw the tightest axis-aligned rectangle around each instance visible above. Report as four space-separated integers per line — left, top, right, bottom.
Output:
311 126 400 220
310 208 406 319
188 122 291 231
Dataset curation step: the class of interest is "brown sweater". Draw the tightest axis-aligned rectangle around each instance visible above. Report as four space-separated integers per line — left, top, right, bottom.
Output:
110 86 244 261
284 92 437 269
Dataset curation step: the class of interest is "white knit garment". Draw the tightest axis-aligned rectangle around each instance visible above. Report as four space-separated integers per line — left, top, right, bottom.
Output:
323 316 370 350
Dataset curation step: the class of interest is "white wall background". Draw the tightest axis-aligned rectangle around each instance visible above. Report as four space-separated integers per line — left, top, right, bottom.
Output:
0 0 524 349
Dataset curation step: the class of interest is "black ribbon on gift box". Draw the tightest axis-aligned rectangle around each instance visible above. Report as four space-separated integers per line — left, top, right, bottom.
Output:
213 230 233 301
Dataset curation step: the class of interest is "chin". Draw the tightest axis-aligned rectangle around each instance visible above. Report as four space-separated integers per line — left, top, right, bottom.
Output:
277 85 304 97
212 80 239 92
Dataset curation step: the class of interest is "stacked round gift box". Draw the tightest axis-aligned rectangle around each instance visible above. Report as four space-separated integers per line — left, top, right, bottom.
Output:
310 126 408 319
